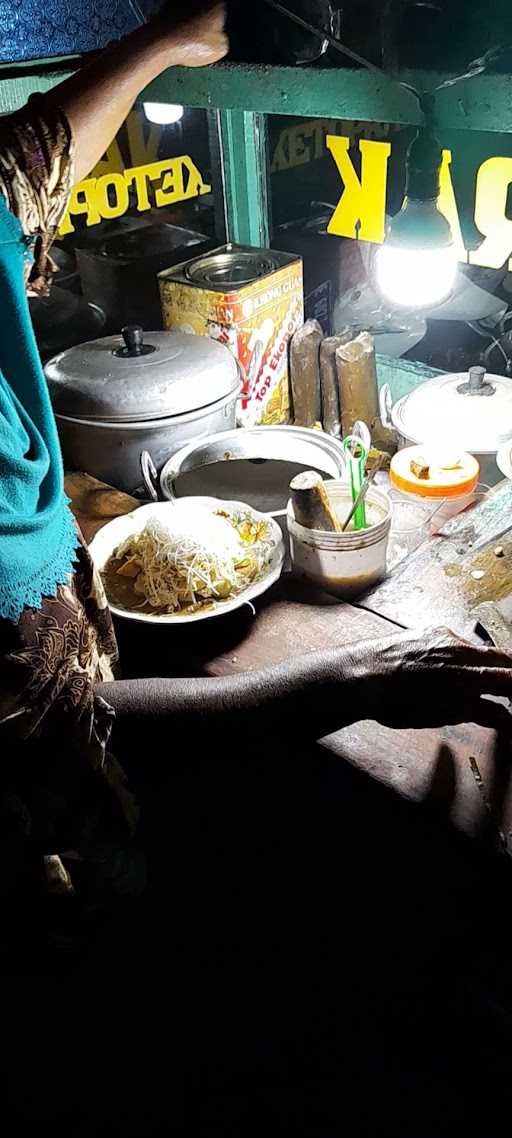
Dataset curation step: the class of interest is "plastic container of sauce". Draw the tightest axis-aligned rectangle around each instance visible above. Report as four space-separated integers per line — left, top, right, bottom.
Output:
287 481 392 598
387 445 480 569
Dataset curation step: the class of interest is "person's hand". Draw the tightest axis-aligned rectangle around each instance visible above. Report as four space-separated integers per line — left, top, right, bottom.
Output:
157 1 228 68
346 626 512 732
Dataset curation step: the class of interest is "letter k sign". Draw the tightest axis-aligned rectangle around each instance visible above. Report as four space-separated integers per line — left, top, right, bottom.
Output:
326 136 391 244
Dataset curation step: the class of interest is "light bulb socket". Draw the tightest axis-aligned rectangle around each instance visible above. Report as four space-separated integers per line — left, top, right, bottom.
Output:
405 128 443 202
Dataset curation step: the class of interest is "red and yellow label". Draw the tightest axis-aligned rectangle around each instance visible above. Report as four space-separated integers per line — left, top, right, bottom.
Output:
159 260 303 426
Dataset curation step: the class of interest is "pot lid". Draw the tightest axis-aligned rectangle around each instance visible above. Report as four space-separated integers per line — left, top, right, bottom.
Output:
45 325 240 423
391 366 512 453
184 246 283 289
390 445 479 498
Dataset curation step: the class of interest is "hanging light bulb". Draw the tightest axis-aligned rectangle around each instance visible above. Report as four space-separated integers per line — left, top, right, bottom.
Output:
143 103 184 125
375 127 458 309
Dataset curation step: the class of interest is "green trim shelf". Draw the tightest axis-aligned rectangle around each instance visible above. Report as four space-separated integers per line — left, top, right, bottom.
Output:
1 60 511 133
2 58 511 249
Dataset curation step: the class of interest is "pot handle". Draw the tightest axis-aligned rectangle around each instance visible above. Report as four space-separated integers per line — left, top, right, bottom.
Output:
140 450 160 502
379 383 393 429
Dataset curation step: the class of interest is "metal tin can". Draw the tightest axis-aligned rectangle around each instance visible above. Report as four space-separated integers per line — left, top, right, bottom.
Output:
159 243 303 426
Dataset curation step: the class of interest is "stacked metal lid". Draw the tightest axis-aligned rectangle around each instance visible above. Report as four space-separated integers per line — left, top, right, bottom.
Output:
45 325 240 424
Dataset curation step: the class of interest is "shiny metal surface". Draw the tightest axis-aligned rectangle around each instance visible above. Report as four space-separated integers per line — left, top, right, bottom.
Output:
57 385 240 495
45 329 239 423
184 249 280 289
160 244 298 292
390 370 512 454
146 426 346 511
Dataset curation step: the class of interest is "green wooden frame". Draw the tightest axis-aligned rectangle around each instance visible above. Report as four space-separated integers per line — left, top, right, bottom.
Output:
208 108 271 247
1 60 510 132
1 58 511 247
144 63 512 135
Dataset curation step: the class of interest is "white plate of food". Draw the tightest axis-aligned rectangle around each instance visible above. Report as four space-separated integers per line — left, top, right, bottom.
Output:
89 496 285 624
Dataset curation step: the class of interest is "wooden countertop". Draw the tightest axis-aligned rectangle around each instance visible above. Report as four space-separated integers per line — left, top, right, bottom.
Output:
65 471 512 855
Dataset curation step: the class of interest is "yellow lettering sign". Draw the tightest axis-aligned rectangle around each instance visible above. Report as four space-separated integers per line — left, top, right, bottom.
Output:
59 156 211 236
469 157 512 270
125 165 152 212
287 126 310 169
326 135 391 243
437 150 466 262
59 179 101 235
324 136 512 270
59 109 512 274
270 119 338 173
270 132 289 174
94 172 130 220
270 118 394 174
155 159 183 207
181 155 212 200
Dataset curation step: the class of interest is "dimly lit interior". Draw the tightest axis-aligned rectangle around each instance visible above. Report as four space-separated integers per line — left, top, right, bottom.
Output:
1 4 512 1136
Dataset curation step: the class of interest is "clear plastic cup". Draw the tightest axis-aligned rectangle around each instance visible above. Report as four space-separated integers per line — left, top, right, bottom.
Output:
386 482 489 571
387 491 436 570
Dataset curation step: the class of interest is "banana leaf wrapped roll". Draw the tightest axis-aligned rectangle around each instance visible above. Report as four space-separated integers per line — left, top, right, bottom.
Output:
289 470 341 532
289 319 322 427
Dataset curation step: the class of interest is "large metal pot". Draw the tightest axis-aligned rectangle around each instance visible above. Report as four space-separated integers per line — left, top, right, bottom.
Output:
141 426 346 530
76 222 213 333
381 365 512 486
45 325 241 493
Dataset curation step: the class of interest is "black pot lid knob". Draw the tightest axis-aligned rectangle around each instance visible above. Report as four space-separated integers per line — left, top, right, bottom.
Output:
114 325 156 358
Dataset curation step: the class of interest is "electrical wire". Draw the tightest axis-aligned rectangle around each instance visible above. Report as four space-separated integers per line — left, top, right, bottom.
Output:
130 0 511 126
263 0 389 81
434 43 512 91
467 320 511 371
129 0 512 113
484 340 512 374
263 0 512 123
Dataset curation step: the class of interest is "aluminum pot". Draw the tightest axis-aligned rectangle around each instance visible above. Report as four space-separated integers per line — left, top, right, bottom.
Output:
45 325 242 493
141 426 347 525
380 365 512 486
76 222 213 333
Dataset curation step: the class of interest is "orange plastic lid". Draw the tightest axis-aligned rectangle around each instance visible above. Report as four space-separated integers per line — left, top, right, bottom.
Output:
390 446 480 498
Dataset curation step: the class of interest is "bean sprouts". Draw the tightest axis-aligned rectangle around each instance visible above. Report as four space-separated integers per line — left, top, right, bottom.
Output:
110 507 275 614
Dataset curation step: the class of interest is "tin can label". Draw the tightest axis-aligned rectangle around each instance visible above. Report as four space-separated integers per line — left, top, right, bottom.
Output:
159 254 303 425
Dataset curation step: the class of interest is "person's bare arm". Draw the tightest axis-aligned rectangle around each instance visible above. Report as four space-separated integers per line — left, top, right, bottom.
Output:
46 2 228 184
98 628 512 756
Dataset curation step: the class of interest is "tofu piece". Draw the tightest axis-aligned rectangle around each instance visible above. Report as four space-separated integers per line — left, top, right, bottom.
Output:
410 456 430 480
116 555 141 578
